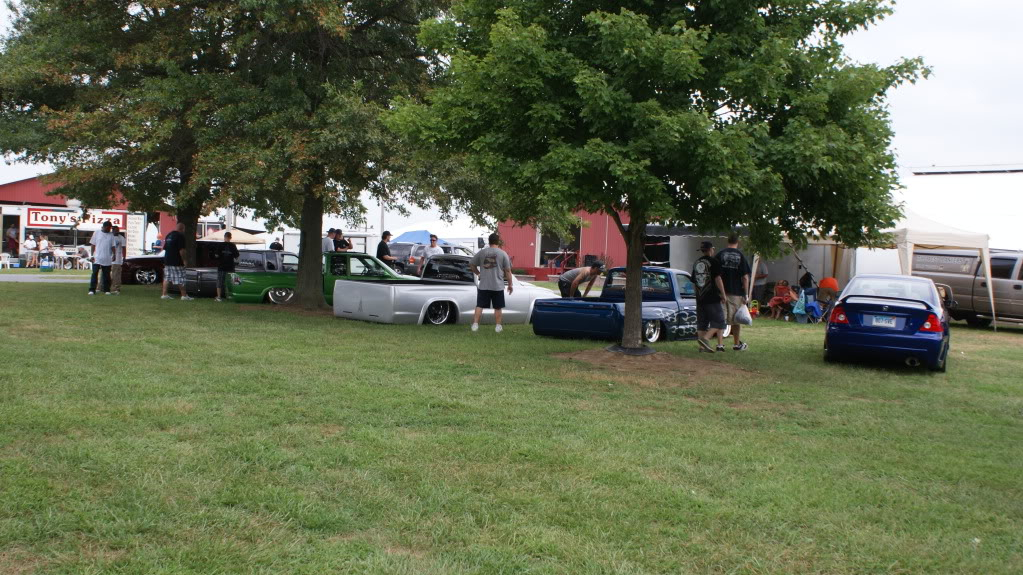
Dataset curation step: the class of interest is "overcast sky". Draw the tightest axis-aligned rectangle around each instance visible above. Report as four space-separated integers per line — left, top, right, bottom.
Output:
2 1 1021 243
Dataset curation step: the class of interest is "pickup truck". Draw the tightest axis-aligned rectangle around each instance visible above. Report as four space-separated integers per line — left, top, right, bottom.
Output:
228 251 414 304
531 266 698 343
912 249 1023 327
185 250 298 297
332 254 557 325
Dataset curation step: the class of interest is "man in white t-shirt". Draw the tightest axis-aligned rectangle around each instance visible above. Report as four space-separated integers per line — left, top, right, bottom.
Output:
24 235 38 267
88 222 116 295
110 225 126 294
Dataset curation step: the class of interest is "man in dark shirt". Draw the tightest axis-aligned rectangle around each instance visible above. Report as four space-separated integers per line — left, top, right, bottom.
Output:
161 223 191 300
376 231 396 267
216 232 240 302
334 230 351 252
692 241 727 352
715 233 751 351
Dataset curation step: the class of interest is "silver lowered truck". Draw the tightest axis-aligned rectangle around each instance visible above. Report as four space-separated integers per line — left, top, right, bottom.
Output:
332 254 557 325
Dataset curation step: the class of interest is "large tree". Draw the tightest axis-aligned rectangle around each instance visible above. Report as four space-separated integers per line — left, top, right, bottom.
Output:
0 1 238 261
390 0 925 349
200 1 447 309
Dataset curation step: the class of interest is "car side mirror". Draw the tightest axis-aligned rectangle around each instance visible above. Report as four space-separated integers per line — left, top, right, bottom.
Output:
935 283 955 308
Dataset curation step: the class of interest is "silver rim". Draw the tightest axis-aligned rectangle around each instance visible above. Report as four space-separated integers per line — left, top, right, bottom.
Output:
426 301 451 325
136 269 158 285
643 321 661 342
268 287 294 304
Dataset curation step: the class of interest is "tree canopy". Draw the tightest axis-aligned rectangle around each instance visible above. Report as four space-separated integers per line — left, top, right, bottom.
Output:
389 0 926 347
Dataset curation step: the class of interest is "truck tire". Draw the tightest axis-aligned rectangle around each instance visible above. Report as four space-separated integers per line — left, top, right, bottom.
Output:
267 287 294 305
642 320 663 343
425 301 452 325
965 315 991 328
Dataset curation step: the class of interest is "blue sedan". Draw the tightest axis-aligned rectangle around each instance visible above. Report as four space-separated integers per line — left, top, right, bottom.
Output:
823 274 951 372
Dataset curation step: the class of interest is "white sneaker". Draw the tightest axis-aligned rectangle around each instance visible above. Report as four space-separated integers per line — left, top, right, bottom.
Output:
214 297 222 302
471 323 479 332
104 292 112 295
88 291 95 295
160 295 173 300
495 324 503 333
181 296 194 301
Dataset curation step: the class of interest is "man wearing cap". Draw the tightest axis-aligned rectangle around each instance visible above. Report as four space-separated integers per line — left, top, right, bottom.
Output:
377 231 396 267
557 261 604 298
692 241 727 352
269 238 284 251
334 230 352 252
322 229 337 253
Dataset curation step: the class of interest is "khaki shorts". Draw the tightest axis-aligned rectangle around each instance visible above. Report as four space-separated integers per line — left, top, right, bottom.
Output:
724 295 746 325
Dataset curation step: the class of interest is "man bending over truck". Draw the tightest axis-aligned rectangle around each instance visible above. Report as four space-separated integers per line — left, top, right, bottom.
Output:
558 261 604 297
470 232 514 333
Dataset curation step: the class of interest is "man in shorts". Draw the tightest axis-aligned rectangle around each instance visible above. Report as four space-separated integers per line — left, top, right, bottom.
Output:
110 225 126 294
161 222 192 300
557 261 604 297
715 233 751 350
469 232 514 333
692 241 727 352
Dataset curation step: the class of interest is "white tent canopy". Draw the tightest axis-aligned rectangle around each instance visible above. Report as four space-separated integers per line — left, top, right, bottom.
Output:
891 210 996 328
198 227 265 245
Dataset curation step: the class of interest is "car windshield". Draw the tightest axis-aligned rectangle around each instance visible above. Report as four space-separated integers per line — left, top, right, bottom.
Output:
843 277 937 306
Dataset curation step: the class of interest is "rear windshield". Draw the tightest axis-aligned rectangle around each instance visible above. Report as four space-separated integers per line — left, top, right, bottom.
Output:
423 257 474 282
602 270 673 296
843 277 937 306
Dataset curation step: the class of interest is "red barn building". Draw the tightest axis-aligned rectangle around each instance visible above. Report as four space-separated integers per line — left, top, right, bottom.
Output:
497 210 631 279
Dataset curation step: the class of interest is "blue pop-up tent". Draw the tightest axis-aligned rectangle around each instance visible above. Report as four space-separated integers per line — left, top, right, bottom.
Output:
392 230 455 245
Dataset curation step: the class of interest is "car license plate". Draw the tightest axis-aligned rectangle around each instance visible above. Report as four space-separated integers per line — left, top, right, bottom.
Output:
872 315 896 328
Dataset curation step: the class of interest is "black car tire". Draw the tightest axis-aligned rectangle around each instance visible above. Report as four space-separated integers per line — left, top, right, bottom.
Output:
267 287 294 305
394 263 406 275
642 320 663 343
425 301 452 325
965 315 992 328
823 341 836 363
135 268 159 285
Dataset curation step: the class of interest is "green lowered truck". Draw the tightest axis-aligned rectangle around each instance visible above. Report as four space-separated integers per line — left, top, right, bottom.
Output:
229 251 413 304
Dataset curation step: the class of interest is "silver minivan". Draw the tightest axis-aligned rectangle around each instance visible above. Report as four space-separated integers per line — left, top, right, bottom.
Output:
913 249 1023 327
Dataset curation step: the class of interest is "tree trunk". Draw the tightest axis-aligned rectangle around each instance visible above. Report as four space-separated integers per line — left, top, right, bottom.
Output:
620 214 647 349
175 201 202 267
292 184 328 309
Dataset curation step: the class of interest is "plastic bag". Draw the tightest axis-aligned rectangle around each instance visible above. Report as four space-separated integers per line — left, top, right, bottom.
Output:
734 304 753 326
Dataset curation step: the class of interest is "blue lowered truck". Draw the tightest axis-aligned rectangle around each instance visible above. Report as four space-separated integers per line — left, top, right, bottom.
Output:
532 266 699 343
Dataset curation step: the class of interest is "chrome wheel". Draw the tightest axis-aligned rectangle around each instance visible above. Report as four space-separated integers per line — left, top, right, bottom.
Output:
267 287 294 305
425 301 451 325
642 320 662 343
135 268 159 285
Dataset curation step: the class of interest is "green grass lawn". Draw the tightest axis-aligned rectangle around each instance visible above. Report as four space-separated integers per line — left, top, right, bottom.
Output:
1 283 1021 574
1 268 91 275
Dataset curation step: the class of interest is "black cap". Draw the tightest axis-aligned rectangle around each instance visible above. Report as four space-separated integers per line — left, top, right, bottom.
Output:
382 230 392 238
591 260 604 270
327 228 335 233
698 241 714 252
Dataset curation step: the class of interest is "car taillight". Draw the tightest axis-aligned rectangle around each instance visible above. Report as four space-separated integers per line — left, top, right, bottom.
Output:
920 313 943 333
409 256 416 263
829 305 848 324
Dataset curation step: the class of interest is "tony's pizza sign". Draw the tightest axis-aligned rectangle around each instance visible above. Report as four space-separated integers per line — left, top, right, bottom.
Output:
26 208 128 230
